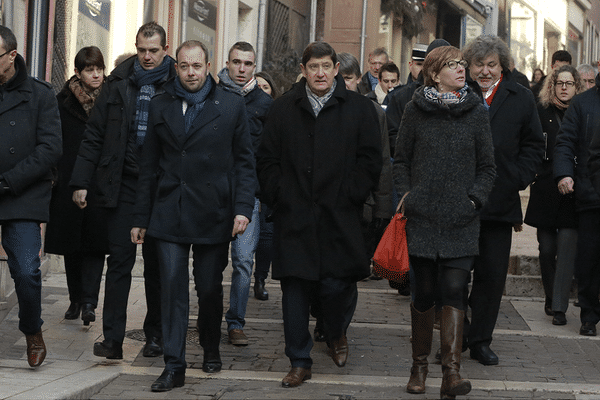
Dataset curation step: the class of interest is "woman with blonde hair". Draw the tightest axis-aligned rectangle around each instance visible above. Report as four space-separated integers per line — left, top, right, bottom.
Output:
525 65 584 325
394 45 496 399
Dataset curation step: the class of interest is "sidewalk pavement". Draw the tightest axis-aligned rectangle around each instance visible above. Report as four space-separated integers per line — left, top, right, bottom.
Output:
2 257 600 400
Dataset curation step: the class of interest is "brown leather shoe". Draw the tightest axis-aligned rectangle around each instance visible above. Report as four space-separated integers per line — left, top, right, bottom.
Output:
26 330 46 368
281 367 312 388
328 335 348 367
228 329 248 346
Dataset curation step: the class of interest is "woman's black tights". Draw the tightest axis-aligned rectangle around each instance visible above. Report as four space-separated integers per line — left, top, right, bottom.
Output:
411 256 471 313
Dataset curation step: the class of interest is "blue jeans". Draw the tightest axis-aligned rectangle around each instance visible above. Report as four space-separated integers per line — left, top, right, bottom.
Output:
2 221 43 335
226 198 260 331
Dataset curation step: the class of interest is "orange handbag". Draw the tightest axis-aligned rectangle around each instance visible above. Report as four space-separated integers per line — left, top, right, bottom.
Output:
372 192 410 282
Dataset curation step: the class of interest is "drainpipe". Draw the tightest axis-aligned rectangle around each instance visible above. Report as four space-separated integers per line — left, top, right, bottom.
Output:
359 0 368 74
27 0 49 79
181 0 188 41
309 0 316 42
256 0 267 71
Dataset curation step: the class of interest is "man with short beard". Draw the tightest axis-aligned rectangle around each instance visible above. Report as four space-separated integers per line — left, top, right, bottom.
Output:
463 35 544 366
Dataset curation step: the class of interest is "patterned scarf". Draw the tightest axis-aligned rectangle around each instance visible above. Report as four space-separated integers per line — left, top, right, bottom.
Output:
552 93 569 110
174 75 213 134
130 57 173 150
423 83 469 106
68 76 103 116
306 79 337 117
217 67 257 97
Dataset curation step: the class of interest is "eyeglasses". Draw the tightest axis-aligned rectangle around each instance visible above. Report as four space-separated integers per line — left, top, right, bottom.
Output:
0 49 12 58
444 60 468 70
556 81 575 88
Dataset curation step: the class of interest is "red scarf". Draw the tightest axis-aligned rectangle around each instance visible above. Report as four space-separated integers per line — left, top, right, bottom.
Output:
485 75 503 106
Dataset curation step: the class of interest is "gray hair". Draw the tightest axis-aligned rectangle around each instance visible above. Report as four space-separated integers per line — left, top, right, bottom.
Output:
577 63 597 75
463 35 511 73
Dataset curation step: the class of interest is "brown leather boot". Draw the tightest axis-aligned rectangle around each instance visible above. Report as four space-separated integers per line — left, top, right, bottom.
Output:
440 306 471 399
26 330 46 368
406 303 434 394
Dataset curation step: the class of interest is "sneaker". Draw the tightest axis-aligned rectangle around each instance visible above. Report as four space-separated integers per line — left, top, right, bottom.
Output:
228 329 248 346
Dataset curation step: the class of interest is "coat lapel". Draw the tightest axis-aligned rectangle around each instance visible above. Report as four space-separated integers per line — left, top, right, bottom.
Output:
488 80 511 122
0 87 29 116
162 97 186 144
183 99 220 145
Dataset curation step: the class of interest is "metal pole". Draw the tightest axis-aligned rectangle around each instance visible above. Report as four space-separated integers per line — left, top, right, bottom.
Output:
181 0 188 41
359 0 368 74
309 0 316 42
256 0 267 71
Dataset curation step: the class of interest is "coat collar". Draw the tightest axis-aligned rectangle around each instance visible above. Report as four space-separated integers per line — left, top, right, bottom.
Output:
0 54 32 116
292 74 348 116
467 70 520 121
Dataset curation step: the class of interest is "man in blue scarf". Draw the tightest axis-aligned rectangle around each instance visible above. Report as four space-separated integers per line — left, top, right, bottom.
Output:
217 42 273 347
70 21 176 360
131 40 256 392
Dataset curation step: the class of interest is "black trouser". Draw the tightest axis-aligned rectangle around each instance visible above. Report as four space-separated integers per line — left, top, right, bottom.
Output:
156 240 229 373
64 251 105 307
102 179 161 344
281 277 357 369
575 210 600 324
468 220 513 348
410 256 472 313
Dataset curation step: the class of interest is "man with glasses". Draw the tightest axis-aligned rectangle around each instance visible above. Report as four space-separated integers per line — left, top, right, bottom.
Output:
0 25 62 368
577 63 597 90
463 35 544 366
358 47 389 94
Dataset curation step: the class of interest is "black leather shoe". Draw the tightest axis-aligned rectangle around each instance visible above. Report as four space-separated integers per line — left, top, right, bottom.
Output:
81 303 95 326
580 322 597 336
93 340 123 359
470 343 499 365
143 336 163 357
64 302 81 320
552 312 567 326
202 350 222 373
544 305 554 316
151 369 185 392
254 279 269 301
313 326 326 342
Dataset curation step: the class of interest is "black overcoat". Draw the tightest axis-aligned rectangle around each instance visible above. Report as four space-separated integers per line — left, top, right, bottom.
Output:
524 105 577 228
0 55 62 223
257 75 383 282
471 73 545 224
44 79 109 254
133 76 256 244
394 86 496 259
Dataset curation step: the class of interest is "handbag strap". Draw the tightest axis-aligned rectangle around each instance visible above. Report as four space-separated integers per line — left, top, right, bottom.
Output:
396 192 410 214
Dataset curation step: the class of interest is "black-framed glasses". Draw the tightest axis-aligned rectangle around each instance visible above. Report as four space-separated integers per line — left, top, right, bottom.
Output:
0 50 10 58
556 81 575 88
444 60 468 70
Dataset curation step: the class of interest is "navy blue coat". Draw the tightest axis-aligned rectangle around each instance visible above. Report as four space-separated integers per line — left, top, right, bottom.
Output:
0 55 62 222
257 75 382 282
556 76 600 212
134 75 256 244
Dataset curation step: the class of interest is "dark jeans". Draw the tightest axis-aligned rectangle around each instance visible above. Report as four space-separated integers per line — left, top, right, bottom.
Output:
575 210 600 324
156 240 229 373
254 203 273 281
468 220 513 347
281 277 357 369
64 251 105 306
2 220 43 335
411 256 472 312
102 181 161 344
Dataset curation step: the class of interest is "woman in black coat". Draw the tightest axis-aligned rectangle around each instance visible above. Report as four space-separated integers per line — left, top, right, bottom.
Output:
524 65 583 325
393 46 495 399
45 47 109 324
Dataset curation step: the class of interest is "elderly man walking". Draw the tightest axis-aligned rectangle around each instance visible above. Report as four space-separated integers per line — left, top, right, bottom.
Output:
257 41 382 388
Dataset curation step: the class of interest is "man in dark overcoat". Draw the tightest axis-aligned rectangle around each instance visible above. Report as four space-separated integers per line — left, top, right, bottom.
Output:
69 21 175 359
131 40 256 392
0 25 62 368
257 41 382 388
463 35 544 365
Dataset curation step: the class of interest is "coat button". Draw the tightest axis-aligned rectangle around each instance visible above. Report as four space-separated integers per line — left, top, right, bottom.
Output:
307 167 312 173
9 147 15 154
182 181 186 185
213 125 218 130
182 151 186 157
215 101 219 105
10 121 16 126
207 182 211 187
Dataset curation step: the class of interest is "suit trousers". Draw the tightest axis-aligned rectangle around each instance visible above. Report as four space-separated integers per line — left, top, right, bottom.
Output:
102 179 161 344
281 276 357 369
63 251 105 306
468 220 513 347
156 239 229 373
575 210 600 324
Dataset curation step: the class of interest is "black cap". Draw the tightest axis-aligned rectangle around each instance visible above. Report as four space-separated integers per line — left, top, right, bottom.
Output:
426 39 451 55
411 44 428 61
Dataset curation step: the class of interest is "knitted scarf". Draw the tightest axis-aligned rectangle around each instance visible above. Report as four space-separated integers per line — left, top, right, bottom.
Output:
423 83 469 106
130 57 173 150
217 67 257 97
68 76 102 116
174 75 213 134
552 94 569 110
